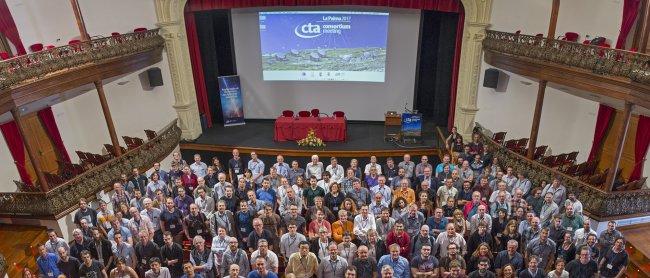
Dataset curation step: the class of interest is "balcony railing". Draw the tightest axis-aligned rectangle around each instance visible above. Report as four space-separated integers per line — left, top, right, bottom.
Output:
0 119 181 218
0 29 165 91
477 124 650 220
483 30 650 86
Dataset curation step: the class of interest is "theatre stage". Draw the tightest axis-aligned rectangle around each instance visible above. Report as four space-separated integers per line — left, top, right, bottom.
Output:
180 120 444 164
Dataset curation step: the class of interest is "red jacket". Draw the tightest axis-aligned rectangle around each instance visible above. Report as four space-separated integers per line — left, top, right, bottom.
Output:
385 230 410 258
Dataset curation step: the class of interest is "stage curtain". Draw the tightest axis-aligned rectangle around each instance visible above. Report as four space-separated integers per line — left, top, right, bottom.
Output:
615 0 641 49
629 115 649 181
0 121 32 185
184 12 213 128
448 5 464 129
0 0 26 55
187 0 460 13
37 107 72 163
588 104 615 161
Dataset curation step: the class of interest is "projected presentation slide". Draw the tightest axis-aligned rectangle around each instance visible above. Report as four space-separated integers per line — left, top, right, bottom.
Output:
259 11 389 82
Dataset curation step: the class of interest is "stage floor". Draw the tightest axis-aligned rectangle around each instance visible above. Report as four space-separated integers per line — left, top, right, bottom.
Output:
186 120 442 151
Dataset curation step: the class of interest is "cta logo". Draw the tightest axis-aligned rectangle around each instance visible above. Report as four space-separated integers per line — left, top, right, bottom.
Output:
294 23 322 39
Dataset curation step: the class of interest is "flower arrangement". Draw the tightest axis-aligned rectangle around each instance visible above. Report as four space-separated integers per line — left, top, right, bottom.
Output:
297 129 326 147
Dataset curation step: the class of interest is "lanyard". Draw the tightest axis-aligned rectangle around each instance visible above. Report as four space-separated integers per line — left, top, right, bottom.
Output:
329 259 339 276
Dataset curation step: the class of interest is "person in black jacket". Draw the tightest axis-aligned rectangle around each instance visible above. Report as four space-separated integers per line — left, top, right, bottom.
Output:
135 230 161 277
91 227 114 272
159 231 184 277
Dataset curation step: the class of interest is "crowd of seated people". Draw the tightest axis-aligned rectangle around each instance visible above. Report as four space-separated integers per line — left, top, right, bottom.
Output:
26 139 630 278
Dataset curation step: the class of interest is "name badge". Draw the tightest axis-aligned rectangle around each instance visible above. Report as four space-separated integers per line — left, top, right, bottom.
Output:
235 169 240 174
142 259 148 264
170 224 176 229
388 177 393 181
48 272 53 277
566 227 573 231
197 229 202 234
607 264 613 269
237 174 244 179
189 187 194 191
241 228 246 232
496 233 502 237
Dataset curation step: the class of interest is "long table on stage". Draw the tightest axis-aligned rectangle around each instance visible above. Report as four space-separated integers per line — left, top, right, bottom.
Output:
274 116 347 142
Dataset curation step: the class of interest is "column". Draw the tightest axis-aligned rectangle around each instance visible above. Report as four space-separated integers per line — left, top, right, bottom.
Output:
95 80 122 156
527 81 547 159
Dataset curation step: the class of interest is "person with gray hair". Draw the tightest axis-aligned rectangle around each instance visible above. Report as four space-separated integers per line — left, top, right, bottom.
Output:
380 264 394 278
250 239 279 273
189 235 214 278
494 239 524 276
317 243 349 278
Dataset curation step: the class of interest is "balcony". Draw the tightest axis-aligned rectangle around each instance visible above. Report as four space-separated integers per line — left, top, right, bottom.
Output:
0 119 181 219
0 29 165 115
482 30 650 109
477 124 650 220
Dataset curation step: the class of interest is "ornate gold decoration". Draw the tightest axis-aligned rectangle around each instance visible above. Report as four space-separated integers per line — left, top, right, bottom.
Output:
0 29 165 90
482 30 650 85
477 123 650 219
0 119 181 217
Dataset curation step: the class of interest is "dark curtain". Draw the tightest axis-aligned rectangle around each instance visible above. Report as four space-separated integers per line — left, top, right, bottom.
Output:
185 12 214 128
615 0 641 49
414 11 459 126
0 121 31 185
447 5 464 129
630 115 649 180
0 0 25 55
588 104 615 161
186 0 460 13
37 107 72 163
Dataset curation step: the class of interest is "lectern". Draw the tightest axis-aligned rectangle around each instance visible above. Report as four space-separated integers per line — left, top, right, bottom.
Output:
384 111 401 141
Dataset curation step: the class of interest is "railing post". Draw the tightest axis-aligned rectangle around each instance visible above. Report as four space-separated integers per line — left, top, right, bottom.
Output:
94 80 122 156
606 102 633 191
10 109 49 192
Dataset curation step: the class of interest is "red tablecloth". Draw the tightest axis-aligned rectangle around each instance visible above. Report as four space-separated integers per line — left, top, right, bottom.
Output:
274 116 346 142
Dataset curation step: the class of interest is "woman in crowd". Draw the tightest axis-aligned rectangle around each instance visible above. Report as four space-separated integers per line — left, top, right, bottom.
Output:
445 126 463 150
467 242 494 272
491 208 508 238
324 183 345 215
556 232 576 263
500 264 516 278
417 191 434 217
495 220 520 251
292 176 306 198
391 197 408 219
211 157 226 174
340 198 358 220
451 209 470 237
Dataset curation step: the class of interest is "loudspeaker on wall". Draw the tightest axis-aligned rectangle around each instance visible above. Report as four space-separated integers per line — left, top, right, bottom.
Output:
146 67 163 87
483 68 509 92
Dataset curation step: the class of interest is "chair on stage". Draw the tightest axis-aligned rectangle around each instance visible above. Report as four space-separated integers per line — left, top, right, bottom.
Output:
281 110 294 117
298 111 311 117
333 111 345 118
310 109 320 117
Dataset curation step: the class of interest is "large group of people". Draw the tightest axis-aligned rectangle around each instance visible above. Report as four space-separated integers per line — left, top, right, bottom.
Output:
27 133 630 278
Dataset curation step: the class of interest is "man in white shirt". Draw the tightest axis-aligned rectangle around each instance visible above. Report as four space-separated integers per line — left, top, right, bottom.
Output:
564 192 583 216
44 229 70 256
365 156 382 176
306 155 324 180
326 157 345 183
573 216 597 247
249 239 279 273
317 172 334 194
248 152 265 187
190 154 208 178
273 155 290 178
353 205 377 243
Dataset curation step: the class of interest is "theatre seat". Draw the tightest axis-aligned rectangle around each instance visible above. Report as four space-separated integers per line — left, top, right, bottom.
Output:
134 27 147 32
563 32 579 42
45 45 55 50
333 111 345 118
282 110 294 117
29 43 43 52
298 111 311 117
0 52 10 60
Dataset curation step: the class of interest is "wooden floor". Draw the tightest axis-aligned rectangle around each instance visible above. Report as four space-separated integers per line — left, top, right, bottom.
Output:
0 224 48 277
621 223 650 277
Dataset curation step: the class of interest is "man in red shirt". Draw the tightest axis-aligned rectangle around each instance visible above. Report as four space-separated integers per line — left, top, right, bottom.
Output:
385 221 410 258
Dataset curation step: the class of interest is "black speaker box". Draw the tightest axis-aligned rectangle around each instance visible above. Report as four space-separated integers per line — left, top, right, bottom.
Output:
146 67 163 87
483 68 500 88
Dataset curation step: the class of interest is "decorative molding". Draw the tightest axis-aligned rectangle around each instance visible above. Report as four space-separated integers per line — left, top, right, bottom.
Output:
0 29 164 91
455 0 494 139
0 120 181 219
154 0 202 140
477 123 650 220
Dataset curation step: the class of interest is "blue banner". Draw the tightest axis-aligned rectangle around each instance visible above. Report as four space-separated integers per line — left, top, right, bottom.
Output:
401 113 422 137
218 75 245 126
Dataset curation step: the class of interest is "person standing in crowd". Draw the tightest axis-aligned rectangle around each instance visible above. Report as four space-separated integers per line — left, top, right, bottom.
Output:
160 231 184 277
